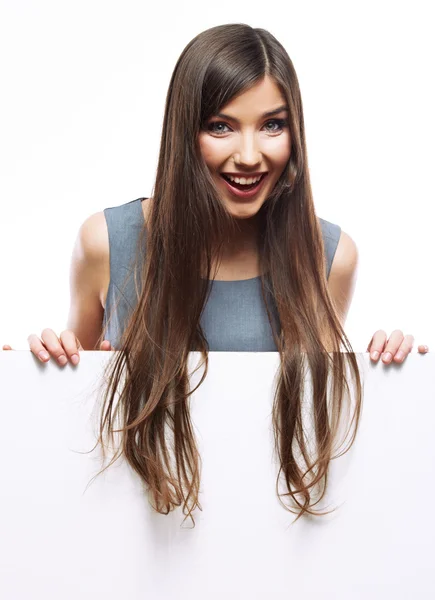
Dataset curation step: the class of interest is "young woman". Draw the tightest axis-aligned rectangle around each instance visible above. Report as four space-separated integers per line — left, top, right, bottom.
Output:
3 24 428 524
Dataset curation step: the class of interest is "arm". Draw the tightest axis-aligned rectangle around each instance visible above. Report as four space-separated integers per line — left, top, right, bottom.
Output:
327 232 429 362
327 230 359 327
66 211 110 350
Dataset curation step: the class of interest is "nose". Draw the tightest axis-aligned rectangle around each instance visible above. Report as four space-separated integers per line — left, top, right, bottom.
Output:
233 132 262 168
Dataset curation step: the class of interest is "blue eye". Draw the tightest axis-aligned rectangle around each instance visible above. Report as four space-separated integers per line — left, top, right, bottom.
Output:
207 122 231 135
206 118 288 136
264 118 288 132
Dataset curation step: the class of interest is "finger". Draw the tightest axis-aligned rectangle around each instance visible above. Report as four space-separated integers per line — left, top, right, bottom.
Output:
38 328 70 366
100 340 114 351
59 330 83 365
28 332 52 362
2 345 13 350
390 334 415 363
381 330 407 364
367 329 388 361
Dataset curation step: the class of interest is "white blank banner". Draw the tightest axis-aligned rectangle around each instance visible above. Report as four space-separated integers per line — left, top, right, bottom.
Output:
0 351 434 599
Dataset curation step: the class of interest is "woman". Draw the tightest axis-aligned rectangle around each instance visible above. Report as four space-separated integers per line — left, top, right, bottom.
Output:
2 24 429 525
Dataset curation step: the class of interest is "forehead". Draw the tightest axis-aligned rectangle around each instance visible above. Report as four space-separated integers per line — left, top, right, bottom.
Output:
218 75 287 119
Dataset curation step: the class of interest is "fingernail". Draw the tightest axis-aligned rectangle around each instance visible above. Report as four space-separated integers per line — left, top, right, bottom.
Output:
58 355 67 366
382 352 392 362
395 350 405 361
71 354 79 365
371 351 379 360
39 351 49 361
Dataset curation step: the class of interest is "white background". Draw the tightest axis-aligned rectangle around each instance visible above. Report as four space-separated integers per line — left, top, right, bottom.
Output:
0 0 433 351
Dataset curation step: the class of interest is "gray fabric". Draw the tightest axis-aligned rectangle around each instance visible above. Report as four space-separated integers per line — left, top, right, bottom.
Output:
102 198 341 351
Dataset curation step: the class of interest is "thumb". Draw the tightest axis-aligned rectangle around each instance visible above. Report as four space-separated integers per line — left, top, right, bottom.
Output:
2 345 13 351
100 340 115 351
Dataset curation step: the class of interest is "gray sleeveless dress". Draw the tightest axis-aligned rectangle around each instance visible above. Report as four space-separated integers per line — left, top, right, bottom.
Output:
102 198 341 351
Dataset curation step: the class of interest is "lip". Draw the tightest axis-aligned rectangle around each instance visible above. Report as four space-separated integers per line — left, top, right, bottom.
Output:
220 172 268 200
221 172 268 178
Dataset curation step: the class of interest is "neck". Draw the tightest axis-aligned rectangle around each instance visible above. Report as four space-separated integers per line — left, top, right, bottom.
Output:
208 215 262 281
222 214 260 257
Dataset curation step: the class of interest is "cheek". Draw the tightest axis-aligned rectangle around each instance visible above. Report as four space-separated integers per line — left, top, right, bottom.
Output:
198 135 226 170
271 134 291 167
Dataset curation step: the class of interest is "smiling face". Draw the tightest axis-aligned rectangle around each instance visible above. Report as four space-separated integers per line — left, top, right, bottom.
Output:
198 75 291 220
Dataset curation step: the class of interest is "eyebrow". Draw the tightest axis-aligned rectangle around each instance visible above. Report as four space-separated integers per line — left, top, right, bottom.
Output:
214 105 289 123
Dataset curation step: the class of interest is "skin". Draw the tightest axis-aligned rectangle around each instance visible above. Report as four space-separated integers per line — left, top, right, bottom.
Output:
1 76 429 363
325 231 429 362
198 74 291 258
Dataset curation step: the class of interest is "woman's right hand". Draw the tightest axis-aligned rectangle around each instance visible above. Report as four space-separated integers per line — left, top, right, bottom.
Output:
2 329 114 366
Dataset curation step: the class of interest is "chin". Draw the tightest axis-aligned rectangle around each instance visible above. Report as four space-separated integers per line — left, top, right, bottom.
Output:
225 202 263 220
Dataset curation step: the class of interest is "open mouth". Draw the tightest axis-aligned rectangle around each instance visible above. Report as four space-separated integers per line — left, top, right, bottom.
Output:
220 173 267 192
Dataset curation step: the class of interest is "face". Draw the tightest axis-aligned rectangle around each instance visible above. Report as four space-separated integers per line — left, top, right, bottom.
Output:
198 75 291 220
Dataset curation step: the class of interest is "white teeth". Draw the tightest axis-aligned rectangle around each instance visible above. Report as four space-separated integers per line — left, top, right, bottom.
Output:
225 174 262 185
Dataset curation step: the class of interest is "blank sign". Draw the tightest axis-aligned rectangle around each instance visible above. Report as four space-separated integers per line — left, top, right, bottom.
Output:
0 351 434 599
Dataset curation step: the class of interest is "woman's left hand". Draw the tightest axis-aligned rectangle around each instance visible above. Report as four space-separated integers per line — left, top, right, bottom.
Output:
367 329 429 364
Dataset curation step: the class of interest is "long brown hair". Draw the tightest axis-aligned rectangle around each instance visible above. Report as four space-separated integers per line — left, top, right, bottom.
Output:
92 23 363 526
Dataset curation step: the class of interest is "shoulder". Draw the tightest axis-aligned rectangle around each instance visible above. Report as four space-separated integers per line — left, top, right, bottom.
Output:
75 211 109 264
326 229 359 324
72 211 110 308
328 230 359 279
